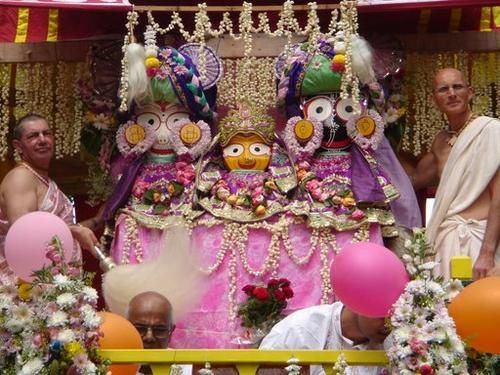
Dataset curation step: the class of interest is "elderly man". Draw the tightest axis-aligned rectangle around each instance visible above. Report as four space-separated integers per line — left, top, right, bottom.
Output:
127 291 191 375
0 114 100 274
413 68 500 280
260 301 389 375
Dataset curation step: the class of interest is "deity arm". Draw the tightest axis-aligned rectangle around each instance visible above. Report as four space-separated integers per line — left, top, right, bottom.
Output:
474 170 500 279
1 169 39 224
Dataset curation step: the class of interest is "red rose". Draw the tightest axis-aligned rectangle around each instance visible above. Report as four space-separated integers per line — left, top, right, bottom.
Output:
419 364 434 375
278 278 291 287
253 287 269 300
267 278 280 287
242 284 256 295
282 286 294 299
274 289 286 301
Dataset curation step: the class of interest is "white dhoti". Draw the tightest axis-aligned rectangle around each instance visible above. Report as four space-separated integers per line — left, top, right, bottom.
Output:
427 116 500 280
434 215 500 279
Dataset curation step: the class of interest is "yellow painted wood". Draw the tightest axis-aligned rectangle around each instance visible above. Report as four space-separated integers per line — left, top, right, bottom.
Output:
99 349 388 367
451 256 473 280
235 364 260 375
151 364 173 375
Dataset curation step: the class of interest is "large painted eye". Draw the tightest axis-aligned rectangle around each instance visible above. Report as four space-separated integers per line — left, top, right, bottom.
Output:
304 97 333 122
166 111 190 128
223 144 244 157
137 112 161 130
249 143 271 156
334 97 357 123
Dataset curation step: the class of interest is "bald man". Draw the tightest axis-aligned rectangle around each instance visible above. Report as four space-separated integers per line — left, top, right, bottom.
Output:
127 292 192 375
413 68 500 280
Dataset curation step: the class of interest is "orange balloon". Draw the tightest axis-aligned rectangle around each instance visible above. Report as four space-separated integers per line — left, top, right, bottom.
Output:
99 311 143 375
448 277 500 354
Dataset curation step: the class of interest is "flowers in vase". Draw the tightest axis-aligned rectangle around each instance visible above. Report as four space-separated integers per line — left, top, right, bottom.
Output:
0 237 108 374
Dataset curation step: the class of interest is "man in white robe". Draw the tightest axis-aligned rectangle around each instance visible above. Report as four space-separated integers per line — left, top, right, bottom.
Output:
413 68 500 280
259 302 388 375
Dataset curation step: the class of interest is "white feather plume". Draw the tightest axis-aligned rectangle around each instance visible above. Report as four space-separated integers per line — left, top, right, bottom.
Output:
351 35 376 85
126 43 150 107
102 225 206 322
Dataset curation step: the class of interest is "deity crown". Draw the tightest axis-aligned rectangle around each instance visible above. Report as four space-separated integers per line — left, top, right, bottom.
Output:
218 102 275 147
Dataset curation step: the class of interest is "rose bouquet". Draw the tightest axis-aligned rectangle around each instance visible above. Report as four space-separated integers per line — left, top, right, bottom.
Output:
0 237 109 374
237 278 294 330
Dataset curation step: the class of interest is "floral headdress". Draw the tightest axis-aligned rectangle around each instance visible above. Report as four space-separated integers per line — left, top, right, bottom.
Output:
275 33 375 105
218 102 275 147
125 25 222 120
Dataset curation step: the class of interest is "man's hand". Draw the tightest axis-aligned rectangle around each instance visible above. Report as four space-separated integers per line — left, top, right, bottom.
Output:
473 252 495 280
70 224 99 252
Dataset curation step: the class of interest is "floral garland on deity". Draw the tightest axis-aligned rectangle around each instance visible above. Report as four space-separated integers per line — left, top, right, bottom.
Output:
0 237 108 374
118 1 365 112
387 228 468 374
193 215 370 322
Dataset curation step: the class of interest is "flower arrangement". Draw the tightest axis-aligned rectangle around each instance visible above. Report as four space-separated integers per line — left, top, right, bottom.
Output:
387 229 468 375
237 278 294 330
0 237 108 374
210 176 279 217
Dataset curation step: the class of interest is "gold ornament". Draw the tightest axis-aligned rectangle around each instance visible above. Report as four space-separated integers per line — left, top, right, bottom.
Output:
125 124 146 145
180 122 202 145
294 119 314 142
356 116 376 137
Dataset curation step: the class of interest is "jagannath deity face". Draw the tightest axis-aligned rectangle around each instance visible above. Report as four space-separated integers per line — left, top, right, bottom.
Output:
136 102 190 152
222 133 271 171
302 94 358 145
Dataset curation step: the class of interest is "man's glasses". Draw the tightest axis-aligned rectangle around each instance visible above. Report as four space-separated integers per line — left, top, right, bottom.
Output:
434 83 468 95
134 324 172 338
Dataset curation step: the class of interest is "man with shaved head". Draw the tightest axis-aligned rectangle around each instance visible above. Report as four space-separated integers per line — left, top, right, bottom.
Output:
127 291 191 375
412 68 500 280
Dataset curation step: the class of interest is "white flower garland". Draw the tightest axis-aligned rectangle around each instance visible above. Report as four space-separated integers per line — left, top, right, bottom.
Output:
388 229 468 374
282 116 323 161
0 64 11 160
169 118 211 160
345 109 385 151
285 357 302 375
116 120 156 158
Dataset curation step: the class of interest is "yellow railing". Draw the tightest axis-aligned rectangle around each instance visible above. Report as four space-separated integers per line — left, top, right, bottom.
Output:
99 256 473 374
99 349 388 375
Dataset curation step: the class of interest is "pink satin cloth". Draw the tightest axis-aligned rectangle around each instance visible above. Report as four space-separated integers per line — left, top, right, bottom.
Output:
169 220 382 348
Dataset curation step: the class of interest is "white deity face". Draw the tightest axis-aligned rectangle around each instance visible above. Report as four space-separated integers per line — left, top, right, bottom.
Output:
136 102 190 152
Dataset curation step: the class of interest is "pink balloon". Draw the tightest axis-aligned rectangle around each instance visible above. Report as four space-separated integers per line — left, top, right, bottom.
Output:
5 211 74 281
331 242 409 317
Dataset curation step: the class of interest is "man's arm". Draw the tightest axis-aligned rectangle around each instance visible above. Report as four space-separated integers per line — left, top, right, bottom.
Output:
1 169 39 223
474 170 500 279
412 151 438 190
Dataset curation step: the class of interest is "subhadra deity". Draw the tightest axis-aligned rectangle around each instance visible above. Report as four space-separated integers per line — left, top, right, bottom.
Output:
277 32 421 233
103 41 223 264
171 104 300 348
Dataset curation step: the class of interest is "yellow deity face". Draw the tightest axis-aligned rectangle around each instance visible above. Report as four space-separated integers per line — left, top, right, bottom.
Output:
223 133 271 171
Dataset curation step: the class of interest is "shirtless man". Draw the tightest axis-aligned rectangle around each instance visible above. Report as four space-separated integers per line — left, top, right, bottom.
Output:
413 68 500 280
0 114 99 273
